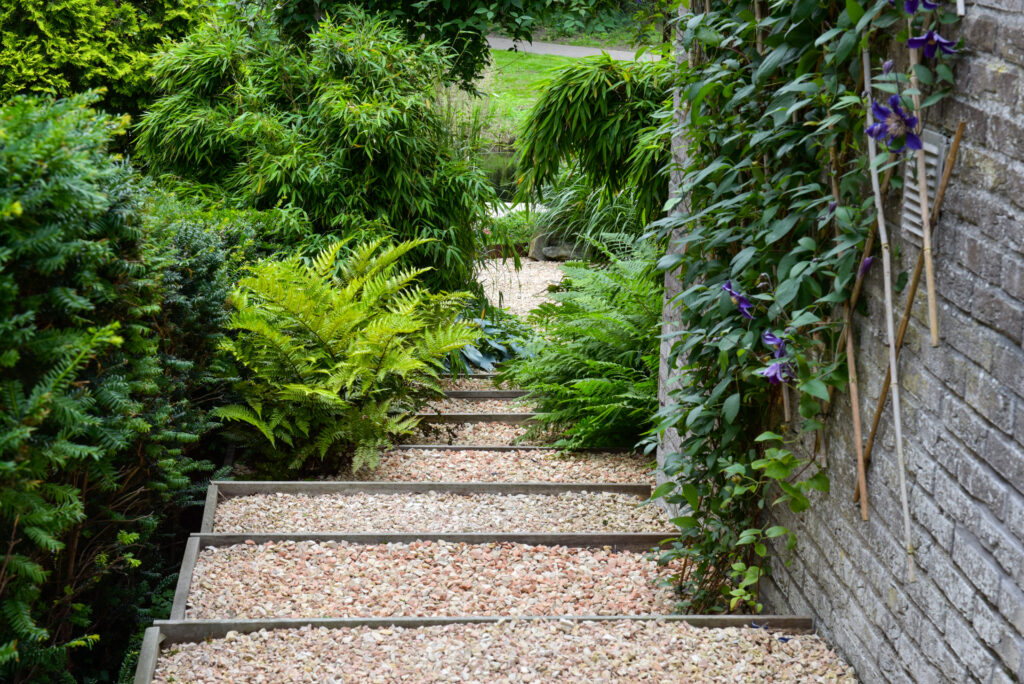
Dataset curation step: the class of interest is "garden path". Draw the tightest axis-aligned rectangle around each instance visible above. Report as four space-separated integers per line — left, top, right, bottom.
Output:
486 35 659 61
136 261 857 682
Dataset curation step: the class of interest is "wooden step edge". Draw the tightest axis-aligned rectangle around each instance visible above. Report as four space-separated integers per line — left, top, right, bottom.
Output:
136 615 816 680
417 412 537 424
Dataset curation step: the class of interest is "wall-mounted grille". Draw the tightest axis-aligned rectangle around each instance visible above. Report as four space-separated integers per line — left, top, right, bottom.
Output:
900 128 948 242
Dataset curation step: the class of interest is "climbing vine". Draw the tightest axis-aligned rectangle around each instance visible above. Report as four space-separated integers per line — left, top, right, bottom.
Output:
649 0 963 612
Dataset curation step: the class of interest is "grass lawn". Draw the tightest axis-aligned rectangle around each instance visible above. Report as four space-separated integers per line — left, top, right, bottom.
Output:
482 50 573 145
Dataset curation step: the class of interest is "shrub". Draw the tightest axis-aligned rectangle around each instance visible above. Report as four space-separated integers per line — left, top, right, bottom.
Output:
0 93 221 682
136 4 493 291
214 239 477 475
515 54 672 222
531 168 646 247
497 240 662 448
0 0 202 116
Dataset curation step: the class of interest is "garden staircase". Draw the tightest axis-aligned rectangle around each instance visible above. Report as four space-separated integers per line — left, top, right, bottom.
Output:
133 373 814 682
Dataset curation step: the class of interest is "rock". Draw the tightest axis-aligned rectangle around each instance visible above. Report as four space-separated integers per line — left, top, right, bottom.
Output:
528 232 549 261
541 240 588 261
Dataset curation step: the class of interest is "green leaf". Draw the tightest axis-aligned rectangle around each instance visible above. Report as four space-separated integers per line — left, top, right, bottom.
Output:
845 0 865 26
805 471 830 492
913 64 934 86
755 431 784 442
765 525 789 538
723 392 741 424
800 378 830 401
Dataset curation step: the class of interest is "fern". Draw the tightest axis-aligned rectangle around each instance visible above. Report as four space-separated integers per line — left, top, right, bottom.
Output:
217 240 476 475
498 240 663 449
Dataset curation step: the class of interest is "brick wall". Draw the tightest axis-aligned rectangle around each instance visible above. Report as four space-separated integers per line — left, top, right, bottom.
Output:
660 4 1024 681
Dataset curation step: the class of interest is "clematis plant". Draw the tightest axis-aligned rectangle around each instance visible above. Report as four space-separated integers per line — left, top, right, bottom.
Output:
866 94 922 153
907 30 957 59
903 0 940 13
722 280 755 319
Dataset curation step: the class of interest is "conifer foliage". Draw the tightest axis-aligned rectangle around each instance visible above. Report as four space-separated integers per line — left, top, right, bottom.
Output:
0 93 222 682
216 239 477 474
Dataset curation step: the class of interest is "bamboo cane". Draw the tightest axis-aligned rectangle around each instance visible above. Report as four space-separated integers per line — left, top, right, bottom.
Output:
908 26 940 346
855 120 965 503
862 47 915 582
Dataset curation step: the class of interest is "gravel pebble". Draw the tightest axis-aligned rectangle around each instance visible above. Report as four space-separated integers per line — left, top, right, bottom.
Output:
154 620 858 683
425 397 535 414
410 421 541 446
186 540 676 619
347 448 654 483
441 377 506 391
478 258 564 319
213 491 670 534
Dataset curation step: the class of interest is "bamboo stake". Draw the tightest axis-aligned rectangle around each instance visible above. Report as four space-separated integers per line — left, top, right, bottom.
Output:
908 25 940 346
855 120 965 502
847 303 869 520
862 47 915 582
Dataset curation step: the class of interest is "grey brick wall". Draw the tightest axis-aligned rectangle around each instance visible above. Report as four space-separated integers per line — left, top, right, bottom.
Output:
661 3 1024 682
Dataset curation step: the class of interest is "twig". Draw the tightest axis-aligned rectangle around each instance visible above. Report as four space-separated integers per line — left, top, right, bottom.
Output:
908 26 940 346
862 47 915 582
855 120 965 502
846 303 868 520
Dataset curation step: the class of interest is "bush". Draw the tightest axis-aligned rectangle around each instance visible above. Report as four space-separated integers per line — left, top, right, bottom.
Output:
136 4 494 291
0 93 224 682
532 168 646 247
497 240 662 448
214 239 477 475
0 0 202 116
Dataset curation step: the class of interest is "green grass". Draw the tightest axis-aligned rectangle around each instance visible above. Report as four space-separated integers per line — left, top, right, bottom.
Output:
483 50 574 143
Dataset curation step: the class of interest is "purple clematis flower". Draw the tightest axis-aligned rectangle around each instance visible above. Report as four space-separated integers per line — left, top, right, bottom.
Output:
904 0 940 13
723 280 755 320
858 256 875 279
759 362 795 385
867 94 922 153
907 30 957 59
882 59 895 75
762 330 787 358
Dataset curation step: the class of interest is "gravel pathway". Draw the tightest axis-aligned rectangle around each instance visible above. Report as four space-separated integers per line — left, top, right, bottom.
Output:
410 421 542 446
348 448 654 483
478 258 564 319
425 397 535 414
213 491 669 534
186 540 676 619
441 377 507 391
153 620 856 683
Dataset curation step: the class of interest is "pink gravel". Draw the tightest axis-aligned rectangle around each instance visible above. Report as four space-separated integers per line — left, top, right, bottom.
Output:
346 448 654 483
425 397 535 414
410 421 545 446
186 540 676 620
153 621 858 683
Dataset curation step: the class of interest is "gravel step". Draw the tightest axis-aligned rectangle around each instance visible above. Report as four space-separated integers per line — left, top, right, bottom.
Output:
211 491 670 534
410 421 538 445
346 448 653 483
185 540 676 620
418 412 537 424
444 389 527 399
441 376 506 391
150 619 855 683
427 397 534 413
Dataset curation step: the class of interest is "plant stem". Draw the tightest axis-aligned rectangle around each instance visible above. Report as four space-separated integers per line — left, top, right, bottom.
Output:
862 47 915 582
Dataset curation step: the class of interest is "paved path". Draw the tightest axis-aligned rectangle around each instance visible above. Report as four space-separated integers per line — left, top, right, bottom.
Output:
487 35 660 61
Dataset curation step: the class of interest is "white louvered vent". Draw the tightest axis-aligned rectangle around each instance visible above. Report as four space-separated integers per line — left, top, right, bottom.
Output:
900 128 947 242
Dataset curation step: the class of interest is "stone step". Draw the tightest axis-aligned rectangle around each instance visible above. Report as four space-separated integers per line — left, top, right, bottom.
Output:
444 389 527 399
417 412 537 424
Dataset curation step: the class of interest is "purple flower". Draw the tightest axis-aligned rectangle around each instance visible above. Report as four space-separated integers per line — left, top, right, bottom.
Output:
882 59 895 75
904 0 940 13
723 280 755 320
762 330 787 358
866 94 922 153
759 362 794 385
907 30 957 59
858 256 875 279
827 201 837 214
